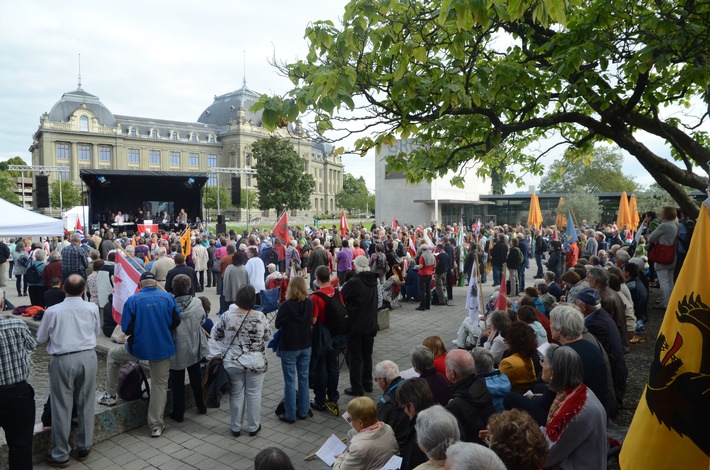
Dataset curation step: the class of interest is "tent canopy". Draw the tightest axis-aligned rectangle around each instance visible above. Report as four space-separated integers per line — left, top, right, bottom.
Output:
0 198 64 237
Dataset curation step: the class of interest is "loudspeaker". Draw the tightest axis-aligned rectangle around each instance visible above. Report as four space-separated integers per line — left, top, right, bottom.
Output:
216 223 227 235
217 214 225 225
231 176 241 206
35 175 49 207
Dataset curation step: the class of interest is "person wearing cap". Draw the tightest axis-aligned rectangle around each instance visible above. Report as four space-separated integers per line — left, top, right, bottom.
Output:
98 270 182 438
574 287 627 408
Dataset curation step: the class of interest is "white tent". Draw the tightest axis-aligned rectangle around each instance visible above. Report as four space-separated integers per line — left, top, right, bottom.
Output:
0 198 65 237
62 205 89 232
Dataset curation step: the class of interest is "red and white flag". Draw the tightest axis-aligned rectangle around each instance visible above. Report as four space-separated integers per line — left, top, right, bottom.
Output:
112 251 142 325
409 236 417 258
495 268 508 311
392 214 399 231
75 217 84 238
273 212 290 246
340 210 349 237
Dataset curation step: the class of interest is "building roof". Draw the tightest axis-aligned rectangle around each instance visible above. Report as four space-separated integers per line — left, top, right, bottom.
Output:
197 83 264 127
114 115 218 140
47 88 117 127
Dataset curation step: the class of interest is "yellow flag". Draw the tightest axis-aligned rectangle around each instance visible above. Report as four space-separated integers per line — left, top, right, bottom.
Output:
180 227 191 258
619 201 710 468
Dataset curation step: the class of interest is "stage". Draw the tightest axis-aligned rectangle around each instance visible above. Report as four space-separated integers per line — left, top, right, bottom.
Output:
80 169 209 232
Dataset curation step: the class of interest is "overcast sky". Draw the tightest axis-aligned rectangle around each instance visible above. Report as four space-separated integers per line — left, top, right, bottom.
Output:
0 1 700 194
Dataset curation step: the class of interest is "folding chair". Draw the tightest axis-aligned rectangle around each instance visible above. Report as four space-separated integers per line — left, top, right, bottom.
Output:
255 287 280 321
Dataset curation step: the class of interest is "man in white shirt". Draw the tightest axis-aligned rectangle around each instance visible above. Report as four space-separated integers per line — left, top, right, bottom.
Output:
114 211 125 225
36 274 101 466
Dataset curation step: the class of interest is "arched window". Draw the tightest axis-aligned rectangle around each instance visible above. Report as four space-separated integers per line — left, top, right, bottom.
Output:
79 115 89 132
171 131 178 140
129 127 137 137
191 133 198 142
151 129 158 139
208 134 215 143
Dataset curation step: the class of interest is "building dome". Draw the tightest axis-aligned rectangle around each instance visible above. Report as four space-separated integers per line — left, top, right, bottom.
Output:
197 83 263 127
47 88 117 127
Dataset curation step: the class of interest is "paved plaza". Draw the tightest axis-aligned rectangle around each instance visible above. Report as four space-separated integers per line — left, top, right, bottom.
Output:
12 272 525 470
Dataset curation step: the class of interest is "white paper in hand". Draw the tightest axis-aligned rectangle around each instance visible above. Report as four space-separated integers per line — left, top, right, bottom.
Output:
316 434 347 466
382 454 403 469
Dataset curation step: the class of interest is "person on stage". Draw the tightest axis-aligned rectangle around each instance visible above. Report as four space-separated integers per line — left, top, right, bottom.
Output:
114 211 125 225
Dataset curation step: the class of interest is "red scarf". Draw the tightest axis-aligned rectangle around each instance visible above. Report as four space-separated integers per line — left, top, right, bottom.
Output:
546 384 587 443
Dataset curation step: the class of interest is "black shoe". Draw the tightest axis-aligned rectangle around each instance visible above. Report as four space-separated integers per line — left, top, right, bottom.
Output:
310 400 327 412
364 386 373 393
249 424 262 436
73 448 91 461
232 430 241 437
344 388 364 397
279 416 295 424
415 307 425 311
170 413 184 423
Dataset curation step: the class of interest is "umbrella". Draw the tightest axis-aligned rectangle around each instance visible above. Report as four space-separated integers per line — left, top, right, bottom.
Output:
555 197 566 229
628 193 640 231
616 191 633 231
527 193 543 228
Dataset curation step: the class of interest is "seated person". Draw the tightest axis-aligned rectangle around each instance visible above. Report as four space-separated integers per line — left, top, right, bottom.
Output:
485 409 548 470
411 345 451 406
471 347 510 413
334 397 399 470
374 360 409 448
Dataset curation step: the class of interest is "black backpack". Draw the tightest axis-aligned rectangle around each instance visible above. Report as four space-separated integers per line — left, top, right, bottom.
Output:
117 361 150 401
314 289 349 336
16 253 30 268
265 248 279 266
25 262 41 284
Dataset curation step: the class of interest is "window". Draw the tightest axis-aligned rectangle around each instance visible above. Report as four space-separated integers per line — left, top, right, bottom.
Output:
208 174 217 187
169 151 180 166
151 129 158 139
171 131 178 140
79 115 89 132
245 154 251 166
207 154 217 167
99 146 111 163
208 135 215 143
129 127 137 137
78 144 91 161
150 150 161 165
191 133 198 142
128 149 140 164
189 153 199 167
56 142 69 160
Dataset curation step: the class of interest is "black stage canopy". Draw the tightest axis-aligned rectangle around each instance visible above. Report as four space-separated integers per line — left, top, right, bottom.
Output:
80 169 208 230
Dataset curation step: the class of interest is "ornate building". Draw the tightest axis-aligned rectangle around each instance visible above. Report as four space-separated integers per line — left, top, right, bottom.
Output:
29 81 344 217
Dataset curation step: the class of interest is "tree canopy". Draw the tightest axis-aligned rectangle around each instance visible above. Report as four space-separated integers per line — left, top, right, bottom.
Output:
336 173 371 214
0 172 20 205
0 156 28 177
203 186 231 211
252 136 315 216
556 189 602 226
539 147 639 193
50 180 81 209
254 0 710 217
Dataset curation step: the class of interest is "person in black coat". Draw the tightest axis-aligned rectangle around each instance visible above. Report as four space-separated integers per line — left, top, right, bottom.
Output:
444 349 495 444
396 378 434 470
546 240 565 282
341 255 380 396
411 345 451 406
375 361 409 447
544 271 565 301
165 253 199 297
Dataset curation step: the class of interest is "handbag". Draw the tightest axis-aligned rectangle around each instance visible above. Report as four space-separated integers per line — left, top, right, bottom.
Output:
201 311 249 408
648 242 676 265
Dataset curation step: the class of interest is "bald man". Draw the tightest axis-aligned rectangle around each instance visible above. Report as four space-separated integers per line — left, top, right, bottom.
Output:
444 349 495 444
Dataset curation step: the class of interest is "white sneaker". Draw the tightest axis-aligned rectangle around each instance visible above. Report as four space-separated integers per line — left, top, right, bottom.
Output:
151 426 164 438
452 339 460 347
98 393 117 406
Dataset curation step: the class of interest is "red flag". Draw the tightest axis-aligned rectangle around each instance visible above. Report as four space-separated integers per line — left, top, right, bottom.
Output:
392 214 399 231
495 268 508 311
273 212 290 246
74 217 84 236
112 251 142 325
340 210 349 237
409 236 417 258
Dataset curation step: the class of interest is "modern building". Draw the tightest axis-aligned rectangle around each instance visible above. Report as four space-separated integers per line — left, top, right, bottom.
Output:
29 81 344 218
375 138 492 226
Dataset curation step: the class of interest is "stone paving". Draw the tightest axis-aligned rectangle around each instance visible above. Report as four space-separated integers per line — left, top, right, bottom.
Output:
4 269 528 470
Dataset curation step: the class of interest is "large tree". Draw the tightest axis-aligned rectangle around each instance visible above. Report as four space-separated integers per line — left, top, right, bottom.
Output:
0 156 28 177
0 172 20 205
336 173 370 214
252 136 315 216
203 186 231 210
539 147 639 193
254 0 710 217
50 180 81 209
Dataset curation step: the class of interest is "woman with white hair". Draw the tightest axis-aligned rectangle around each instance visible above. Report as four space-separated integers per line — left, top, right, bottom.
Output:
414 405 460 469
445 442 506 470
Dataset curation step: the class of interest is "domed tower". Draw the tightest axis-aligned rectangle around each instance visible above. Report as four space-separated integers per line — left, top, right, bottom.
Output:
197 80 263 128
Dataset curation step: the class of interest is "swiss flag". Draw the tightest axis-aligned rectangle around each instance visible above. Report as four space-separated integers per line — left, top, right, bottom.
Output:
273 212 290 246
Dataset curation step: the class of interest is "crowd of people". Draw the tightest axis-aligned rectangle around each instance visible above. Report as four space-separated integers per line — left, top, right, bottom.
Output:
0 204 691 469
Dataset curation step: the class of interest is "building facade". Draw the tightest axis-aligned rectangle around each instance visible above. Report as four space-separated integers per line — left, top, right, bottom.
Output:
375 139 492 226
29 83 344 217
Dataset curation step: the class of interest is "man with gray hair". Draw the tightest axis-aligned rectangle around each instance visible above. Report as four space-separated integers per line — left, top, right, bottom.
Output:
549 305 610 414
411 345 450 406
415 405 460 467
61 233 89 282
575 288 627 407
151 246 175 288
614 249 631 267
470 347 510 413
444 349 495 444
445 442 507 470
586 266 629 352
374 360 409 448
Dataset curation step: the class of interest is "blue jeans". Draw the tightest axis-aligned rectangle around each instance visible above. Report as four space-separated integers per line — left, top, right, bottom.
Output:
280 348 311 421
535 254 544 277
518 265 526 292
492 266 502 287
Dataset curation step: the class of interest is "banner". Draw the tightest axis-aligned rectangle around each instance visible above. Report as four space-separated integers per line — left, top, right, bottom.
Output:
563 211 578 251
180 227 191 258
619 200 710 468
111 251 142 325
465 252 481 323
273 212 290 246
340 210 349 237
392 214 399 231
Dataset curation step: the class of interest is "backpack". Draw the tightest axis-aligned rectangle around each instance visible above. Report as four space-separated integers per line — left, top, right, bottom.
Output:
16 253 30 268
265 248 279 267
517 247 525 264
117 361 150 401
396 242 406 258
25 262 42 284
375 252 387 271
314 289 349 336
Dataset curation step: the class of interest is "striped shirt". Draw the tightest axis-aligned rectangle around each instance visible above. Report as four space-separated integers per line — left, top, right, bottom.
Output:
0 316 37 385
